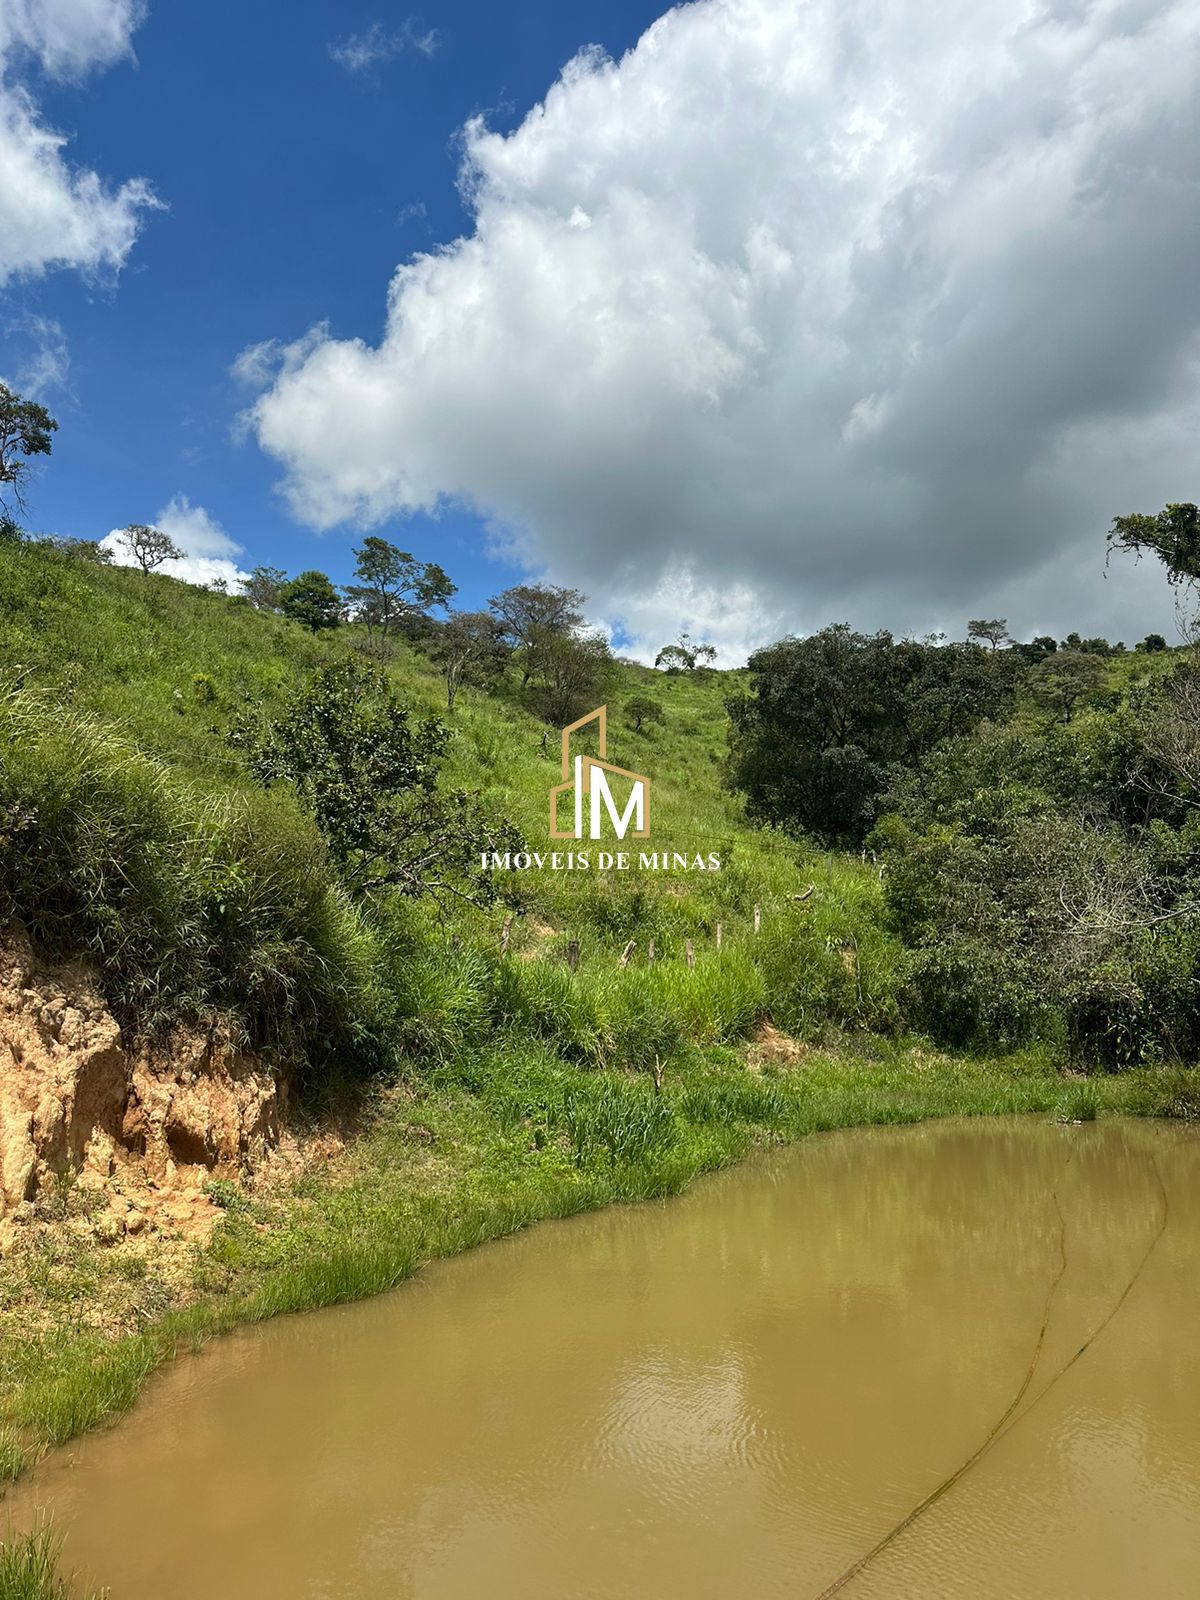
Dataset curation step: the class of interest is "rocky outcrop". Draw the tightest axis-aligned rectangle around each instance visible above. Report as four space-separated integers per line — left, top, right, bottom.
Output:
0 925 282 1240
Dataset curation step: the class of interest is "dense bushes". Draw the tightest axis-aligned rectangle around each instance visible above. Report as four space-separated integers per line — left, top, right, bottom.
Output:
727 624 1018 844
876 713 1200 1066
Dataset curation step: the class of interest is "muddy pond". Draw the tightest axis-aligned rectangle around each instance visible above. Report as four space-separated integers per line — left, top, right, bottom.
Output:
6 1116 1200 1597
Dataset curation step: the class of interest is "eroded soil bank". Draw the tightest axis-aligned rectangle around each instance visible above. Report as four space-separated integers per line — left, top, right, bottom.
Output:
8 1117 1200 1600
0 925 283 1252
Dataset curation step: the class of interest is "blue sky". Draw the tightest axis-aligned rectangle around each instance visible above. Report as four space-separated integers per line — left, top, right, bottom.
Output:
4 1 664 617
2 0 1195 659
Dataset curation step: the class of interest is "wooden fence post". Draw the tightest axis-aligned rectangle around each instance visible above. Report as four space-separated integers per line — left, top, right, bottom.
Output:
566 939 580 972
647 937 656 966
619 940 637 969
715 922 723 951
499 914 513 956
685 939 695 970
753 903 761 936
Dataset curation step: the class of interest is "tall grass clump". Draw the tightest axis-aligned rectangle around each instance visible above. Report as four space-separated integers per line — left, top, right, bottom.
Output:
0 685 386 1071
561 1076 677 1168
0 1520 102 1600
388 939 495 1062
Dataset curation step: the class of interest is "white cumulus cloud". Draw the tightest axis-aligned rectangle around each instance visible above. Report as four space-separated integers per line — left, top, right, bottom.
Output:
0 0 158 286
245 0 1200 661
101 494 250 589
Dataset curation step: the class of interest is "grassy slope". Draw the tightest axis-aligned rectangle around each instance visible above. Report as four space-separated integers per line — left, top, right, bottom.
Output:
0 543 1194 1566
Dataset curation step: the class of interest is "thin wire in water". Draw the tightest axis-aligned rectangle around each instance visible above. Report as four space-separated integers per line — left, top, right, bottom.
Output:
813 1149 1170 1600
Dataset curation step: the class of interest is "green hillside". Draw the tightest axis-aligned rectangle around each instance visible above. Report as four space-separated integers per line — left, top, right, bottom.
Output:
0 537 908 1057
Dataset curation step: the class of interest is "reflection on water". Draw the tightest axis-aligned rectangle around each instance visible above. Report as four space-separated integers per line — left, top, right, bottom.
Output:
5 1118 1200 1598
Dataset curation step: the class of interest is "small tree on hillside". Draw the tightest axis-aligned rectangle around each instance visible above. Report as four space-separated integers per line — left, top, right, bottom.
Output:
0 384 57 515
119 523 184 574
624 695 665 733
654 632 717 672
1137 633 1168 653
345 536 456 636
244 658 518 902
968 618 1009 651
1031 650 1107 723
489 583 588 685
434 610 509 710
525 628 614 726
245 565 287 611
281 570 342 632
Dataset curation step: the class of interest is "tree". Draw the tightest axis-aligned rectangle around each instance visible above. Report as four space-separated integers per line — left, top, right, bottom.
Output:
243 659 518 903
433 610 509 710
0 513 23 543
624 695 665 733
46 535 111 563
654 644 693 672
281 570 342 632
967 618 1009 651
344 537 456 636
0 384 57 515
1137 633 1168 654
244 565 287 611
1108 503 1200 586
1030 650 1107 723
654 631 718 671
489 583 587 685
727 624 1018 844
525 627 614 726
118 523 184 574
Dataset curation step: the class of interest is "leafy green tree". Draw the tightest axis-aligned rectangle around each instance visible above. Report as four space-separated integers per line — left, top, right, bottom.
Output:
118 523 184 574
1016 635 1058 663
1030 649 1107 722
624 695 665 733
1108 503 1200 585
433 610 509 710
281 570 342 632
1137 633 1168 653
0 383 57 514
489 583 587 685
967 618 1009 650
525 627 614 727
244 565 287 611
654 632 718 672
654 644 693 672
244 659 517 901
0 513 23 542
727 624 1017 844
345 536 455 636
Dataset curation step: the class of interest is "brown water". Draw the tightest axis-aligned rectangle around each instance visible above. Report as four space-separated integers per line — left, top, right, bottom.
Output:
7 1117 1200 1598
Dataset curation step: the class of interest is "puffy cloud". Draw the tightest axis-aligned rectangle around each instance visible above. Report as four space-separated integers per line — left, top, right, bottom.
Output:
328 20 439 73
0 0 157 286
101 494 250 589
245 0 1199 661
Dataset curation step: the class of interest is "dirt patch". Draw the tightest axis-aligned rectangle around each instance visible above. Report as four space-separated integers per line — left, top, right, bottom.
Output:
746 1021 808 1073
0 924 283 1252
